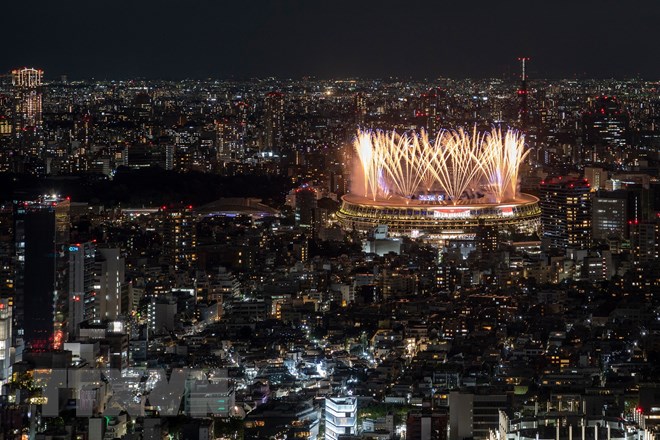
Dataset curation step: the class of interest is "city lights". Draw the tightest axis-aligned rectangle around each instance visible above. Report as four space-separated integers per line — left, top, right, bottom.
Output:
0 5 658 435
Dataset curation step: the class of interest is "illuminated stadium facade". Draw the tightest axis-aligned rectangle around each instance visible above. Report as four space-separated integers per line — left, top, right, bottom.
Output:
337 127 541 241
338 193 541 241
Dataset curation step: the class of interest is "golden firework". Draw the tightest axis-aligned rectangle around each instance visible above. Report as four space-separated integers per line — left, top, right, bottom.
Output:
353 126 528 205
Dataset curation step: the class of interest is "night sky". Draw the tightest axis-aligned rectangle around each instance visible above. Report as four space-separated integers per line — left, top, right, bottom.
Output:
5 0 660 80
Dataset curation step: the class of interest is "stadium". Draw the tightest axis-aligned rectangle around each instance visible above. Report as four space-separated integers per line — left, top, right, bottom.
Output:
337 127 541 242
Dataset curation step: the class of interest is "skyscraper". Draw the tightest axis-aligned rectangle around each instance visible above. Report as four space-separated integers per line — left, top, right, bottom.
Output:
355 92 366 127
14 203 56 348
0 206 13 380
68 242 96 336
12 68 43 130
11 67 44 155
264 91 284 150
0 297 11 382
582 96 629 161
476 220 499 256
0 94 12 143
0 206 14 299
159 205 197 272
517 57 530 128
13 195 69 349
592 192 627 241
422 88 440 138
294 186 317 228
95 247 126 321
539 177 592 250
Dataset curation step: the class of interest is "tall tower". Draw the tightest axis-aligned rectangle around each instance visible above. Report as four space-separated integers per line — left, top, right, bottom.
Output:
355 92 366 127
12 68 44 154
423 88 439 138
235 100 249 158
517 57 530 128
265 91 284 151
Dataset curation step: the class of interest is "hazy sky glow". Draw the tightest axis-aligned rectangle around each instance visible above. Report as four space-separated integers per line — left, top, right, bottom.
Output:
5 0 660 79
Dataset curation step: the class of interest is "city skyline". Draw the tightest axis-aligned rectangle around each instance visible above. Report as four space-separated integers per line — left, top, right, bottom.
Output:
5 0 660 80
0 2 659 438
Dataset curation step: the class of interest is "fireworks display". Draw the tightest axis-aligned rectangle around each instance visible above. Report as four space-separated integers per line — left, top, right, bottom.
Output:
354 127 529 204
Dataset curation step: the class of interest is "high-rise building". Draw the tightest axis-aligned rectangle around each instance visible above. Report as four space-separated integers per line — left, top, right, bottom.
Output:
584 253 608 282
11 68 44 155
330 171 346 196
14 202 56 348
0 207 14 299
325 396 357 440
312 206 330 239
0 297 12 382
0 206 13 381
630 221 659 265
265 91 284 150
517 57 530 128
159 205 197 272
294 186 317 228
95 247 126 321
0 94 13 144
476 220 499 256
582 96 629 160
406 409 448 440
539 177 592 250
449 391 508 440
13 195 70 349
592 192 627 241
12 68 43 131
68 242 96 336
422 88 440 138
123 144 168 169
584 167 607 191
147 296 177 335
355 92 366 127
624 184 653 224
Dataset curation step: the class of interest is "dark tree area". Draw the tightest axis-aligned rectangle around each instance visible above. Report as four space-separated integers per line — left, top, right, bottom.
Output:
0 167 291 207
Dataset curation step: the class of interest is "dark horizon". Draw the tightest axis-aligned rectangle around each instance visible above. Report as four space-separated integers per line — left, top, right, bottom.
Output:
5 0 660 80
8 72 660 82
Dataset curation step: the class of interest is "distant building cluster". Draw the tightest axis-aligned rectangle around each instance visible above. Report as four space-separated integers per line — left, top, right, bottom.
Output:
0 67 657 440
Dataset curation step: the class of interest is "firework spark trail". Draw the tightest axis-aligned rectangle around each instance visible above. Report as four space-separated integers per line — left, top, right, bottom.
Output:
353 126 527 204
355 131 377 199
421 131 444 192
504 129 529 200
379 131 428 199
429 127 485 204
478 127 528 202
480 128 507 202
